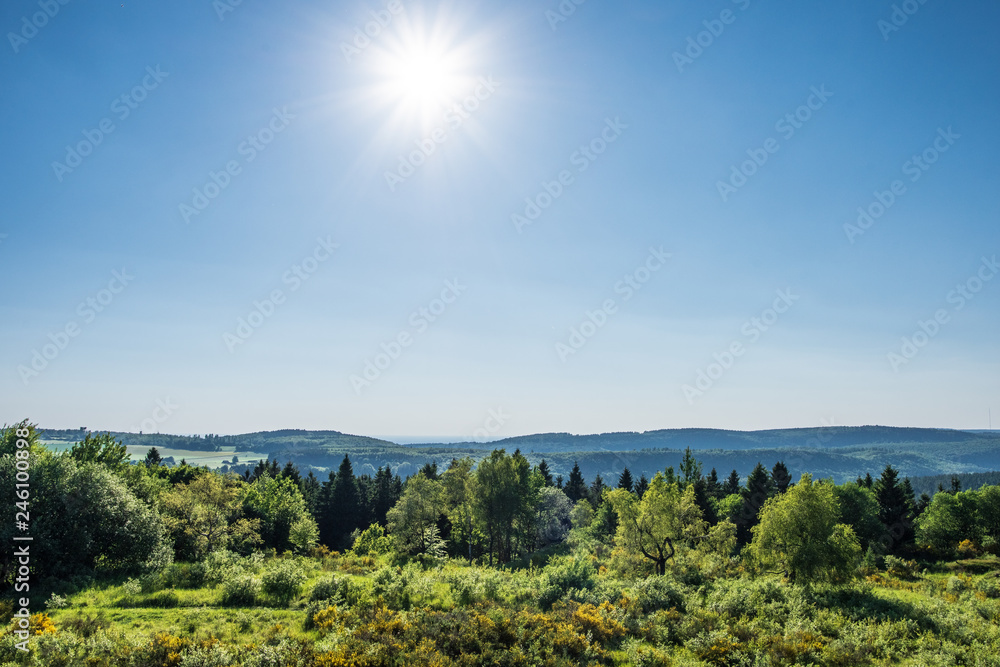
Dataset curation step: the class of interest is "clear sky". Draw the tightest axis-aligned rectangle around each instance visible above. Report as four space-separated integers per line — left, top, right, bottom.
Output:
1 0 997 439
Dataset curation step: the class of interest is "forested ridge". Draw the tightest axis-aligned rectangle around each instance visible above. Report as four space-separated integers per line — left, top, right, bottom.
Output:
4 420 1000 666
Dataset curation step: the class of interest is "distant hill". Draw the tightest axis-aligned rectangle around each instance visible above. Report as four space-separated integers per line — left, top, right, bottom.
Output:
427 426 991 453
35 425 1000 485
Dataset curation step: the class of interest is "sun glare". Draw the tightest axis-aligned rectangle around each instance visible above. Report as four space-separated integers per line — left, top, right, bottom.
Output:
379 43 468 117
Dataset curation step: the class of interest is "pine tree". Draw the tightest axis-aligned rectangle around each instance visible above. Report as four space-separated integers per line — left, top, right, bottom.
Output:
589 474 606 507
564 462 587 503
419 462 439 480
705 468 722 500
772 461 792 494
635 474 650 499
301 470 321 516
736 462 773 545
281 461 301 485
724 470 741 496
144 447 162 467
319 455 361 549
537 460 554 487
679 447 703 487
372 466 399 526
875 465 915 554
618 467 634 493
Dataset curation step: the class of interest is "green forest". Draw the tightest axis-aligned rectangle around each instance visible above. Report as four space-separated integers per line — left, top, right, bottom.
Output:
4 419 1000 666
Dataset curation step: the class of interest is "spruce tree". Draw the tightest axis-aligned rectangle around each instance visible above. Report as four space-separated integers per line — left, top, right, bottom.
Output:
635 474 650 499
537 460 554 487
319 455 361 549
736 462 773 545
724 470 741 496
618 467 634 493
679 447 703 487
589 474 606 507
875 465 915 554
564 462 587 503
772 461 792 494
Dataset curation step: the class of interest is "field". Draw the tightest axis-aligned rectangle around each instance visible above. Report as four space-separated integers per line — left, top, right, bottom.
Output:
6 548 1000 666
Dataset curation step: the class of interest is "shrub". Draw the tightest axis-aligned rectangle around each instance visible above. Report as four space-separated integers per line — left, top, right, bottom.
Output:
261 560 307 606
353 523 392 557
628 575 686 613
220 575 261 606
956 539 980 558
309 575 347 603
974 575 1000 599
946 575 969 595
372 566 413 610
202 550 244 585
179 641 235 667
538 555 596 609
45 593 68 610
884 555 919 579
163 561 207 589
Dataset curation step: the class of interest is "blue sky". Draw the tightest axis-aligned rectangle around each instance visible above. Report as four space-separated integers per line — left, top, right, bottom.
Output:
1 0 997 439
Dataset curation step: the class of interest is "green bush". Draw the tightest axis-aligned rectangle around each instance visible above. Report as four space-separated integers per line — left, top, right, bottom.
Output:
628 575 687 613
884 555 919 580
974 575 1000 599
162 561 207 589
309 575 347 603
203 550 244 585
372 565 413 610
220 575 261 606
353 523 393 556
538 555 596 609
261 560 307 606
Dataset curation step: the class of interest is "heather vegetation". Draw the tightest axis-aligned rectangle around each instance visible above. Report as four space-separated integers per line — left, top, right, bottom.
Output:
4 420 1000 666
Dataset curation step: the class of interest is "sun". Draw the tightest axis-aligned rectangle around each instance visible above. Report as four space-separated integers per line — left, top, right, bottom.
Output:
377 41 469 119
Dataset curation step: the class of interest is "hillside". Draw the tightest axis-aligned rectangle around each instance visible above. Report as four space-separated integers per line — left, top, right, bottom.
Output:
36 425 1000 484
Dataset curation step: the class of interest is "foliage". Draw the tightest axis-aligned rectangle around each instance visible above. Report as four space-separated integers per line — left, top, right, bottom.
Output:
241 472 312 552
219 574 261 606
606 474 707 575
750 473 861 583
0 451 172 582
68 431 130 469
352 523 393 556
387 472 446 557
261 559 307 606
